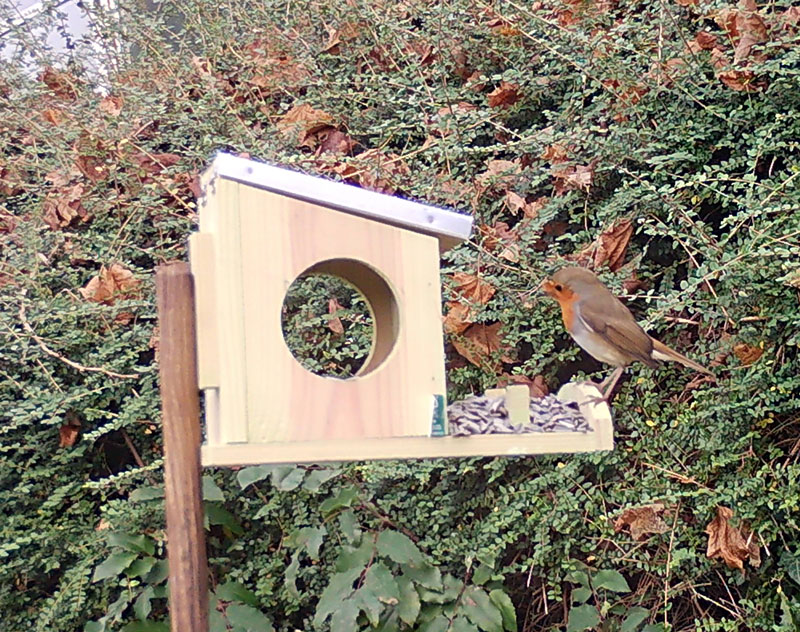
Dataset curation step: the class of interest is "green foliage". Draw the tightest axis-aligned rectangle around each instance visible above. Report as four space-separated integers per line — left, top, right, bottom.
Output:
1 0 799 630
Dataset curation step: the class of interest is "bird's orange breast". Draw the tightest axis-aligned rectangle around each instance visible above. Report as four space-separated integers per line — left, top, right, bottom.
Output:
542 281 578 332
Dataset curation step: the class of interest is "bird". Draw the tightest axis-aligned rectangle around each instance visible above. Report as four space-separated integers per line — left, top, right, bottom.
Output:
541 266 713 399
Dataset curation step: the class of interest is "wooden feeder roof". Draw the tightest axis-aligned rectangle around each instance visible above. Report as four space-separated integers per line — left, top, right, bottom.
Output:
204 152 474 250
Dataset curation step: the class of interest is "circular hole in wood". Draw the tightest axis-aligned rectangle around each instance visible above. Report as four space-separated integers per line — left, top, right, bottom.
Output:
281 259 399 379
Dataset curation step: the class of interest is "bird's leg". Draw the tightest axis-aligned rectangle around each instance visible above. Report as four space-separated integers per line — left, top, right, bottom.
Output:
599 366 624 401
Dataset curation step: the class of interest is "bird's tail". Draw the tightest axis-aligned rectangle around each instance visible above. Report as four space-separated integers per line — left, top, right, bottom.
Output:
650 337 715 377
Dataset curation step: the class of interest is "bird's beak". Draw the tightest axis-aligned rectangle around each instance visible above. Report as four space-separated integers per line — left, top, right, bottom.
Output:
541 280 557 297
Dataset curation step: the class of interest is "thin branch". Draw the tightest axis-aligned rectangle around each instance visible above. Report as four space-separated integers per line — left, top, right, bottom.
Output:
18 300 142 380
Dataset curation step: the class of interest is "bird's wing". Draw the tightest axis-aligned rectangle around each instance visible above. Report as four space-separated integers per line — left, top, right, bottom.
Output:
576 291 658 368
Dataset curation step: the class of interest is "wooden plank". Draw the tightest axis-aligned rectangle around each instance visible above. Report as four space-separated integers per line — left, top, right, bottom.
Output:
156 262 209 632
201 430 611 465
234 187 447 444
505 385 530 426
201 383 613 465
213 180 249 443
189 233 219 388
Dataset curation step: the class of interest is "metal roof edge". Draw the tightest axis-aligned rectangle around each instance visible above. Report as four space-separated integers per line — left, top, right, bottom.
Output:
206 152 473 244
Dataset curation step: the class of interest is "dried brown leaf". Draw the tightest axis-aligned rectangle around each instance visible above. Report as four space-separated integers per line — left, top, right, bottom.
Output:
131 151 181 176
705 506 760 570
59 411 81 448
80 263 141 305
733 342 763 365
39 67 80 99
499 373 550 398
505 191 545 219
443 302 473 335
322 22 361 53
42 108 66 125
99 95 124 117
687 31 718 53
0 161 25 196
443 273 496 335
42 183 90 230
552 163 594 195
327 297 345 335
316 129 356 155
480 221 521 261
452 322 514 369
487 81 521 109
541 143 570 164
614 503 670 540
594 219 633 271
277 104 336 149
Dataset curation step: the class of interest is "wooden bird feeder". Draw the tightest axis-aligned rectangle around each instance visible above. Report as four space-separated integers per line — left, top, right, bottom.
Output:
187 153 613 466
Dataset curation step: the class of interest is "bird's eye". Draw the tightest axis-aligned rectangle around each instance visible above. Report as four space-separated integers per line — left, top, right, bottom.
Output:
554 284 563 292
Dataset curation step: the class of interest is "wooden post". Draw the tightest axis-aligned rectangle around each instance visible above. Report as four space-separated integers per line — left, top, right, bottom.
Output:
156 262 209 632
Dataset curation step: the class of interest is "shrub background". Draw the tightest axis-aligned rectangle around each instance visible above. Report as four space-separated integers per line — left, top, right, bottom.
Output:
1 0 799 630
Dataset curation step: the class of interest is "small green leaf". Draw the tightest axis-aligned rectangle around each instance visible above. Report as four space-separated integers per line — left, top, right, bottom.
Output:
202 476 225 502
489 589 517 632
354 586 383 627
143 560 169 585
334 540 372 573
209 608 227 632
107 533 155 556
271 466 306 491
127 556 157 579
237 466 272 490
621 606 650 632
329 598 360 632
225 604 275 632
418 614 449 632
471 564 493 586
476 551 496 569
339 509 360 543
641 625 668 632
461 586 502 632
593 570 631 593
376 530 423 564
402 562 442 590
289 525 327 560
92 552 138 582
133 586 154 620
302 468 342 491
572 587 592 604
780 550 800 586
565 570 590 588
314 566 364 626
129 486 164 502
205 504 243 536
567 604 600 632
398 574 421 625
285 551 300 598
451 615 480 632
319 485 359 514
216 581 258 607
363 562 400 603
120 622 168 632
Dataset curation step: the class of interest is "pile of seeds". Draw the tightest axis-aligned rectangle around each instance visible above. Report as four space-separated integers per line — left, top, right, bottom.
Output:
447 393 590 436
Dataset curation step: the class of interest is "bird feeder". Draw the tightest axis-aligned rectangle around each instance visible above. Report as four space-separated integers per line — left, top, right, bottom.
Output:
188 153 613 466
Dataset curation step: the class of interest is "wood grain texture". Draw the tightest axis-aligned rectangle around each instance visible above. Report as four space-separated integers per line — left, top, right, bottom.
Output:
232 184 447 444
156 262 209 632
189 233 219 389
201 382 613 465
211 179 248 443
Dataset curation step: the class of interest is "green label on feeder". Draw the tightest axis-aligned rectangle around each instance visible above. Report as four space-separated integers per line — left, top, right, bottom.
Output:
431 394 446 436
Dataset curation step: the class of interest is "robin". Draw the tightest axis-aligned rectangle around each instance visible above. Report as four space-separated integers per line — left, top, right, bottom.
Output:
542 266 713 399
